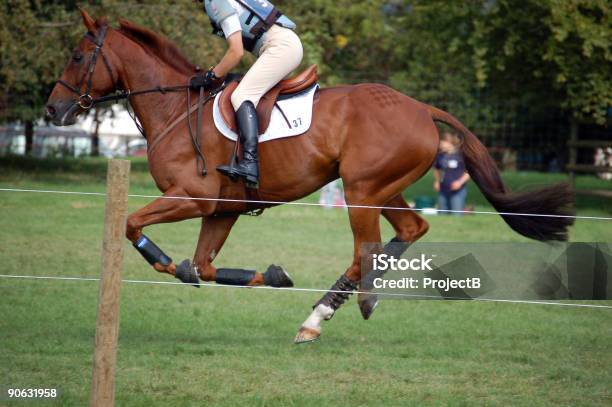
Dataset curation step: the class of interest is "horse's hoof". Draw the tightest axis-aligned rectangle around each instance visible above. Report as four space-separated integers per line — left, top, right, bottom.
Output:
358 292 379 320
175 259 200 288
264 264 294 288
294 327 320 344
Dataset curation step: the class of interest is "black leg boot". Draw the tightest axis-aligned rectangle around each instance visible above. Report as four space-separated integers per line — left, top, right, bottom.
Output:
217 101 260 189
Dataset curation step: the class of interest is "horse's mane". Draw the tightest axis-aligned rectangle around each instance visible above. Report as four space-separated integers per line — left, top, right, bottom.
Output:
117 18 197 76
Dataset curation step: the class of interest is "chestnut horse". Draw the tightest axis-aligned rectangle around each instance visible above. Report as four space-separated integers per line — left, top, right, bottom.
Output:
47 11 574 343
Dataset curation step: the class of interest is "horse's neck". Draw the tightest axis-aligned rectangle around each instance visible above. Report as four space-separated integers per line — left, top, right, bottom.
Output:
112 40 188 142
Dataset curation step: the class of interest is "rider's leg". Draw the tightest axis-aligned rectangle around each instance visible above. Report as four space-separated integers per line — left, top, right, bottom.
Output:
230 26 303 110
217 26 303 187
217 101 260 188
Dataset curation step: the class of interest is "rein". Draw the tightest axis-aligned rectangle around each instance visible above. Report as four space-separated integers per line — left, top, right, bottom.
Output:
55 24 221 177
148 86 223 172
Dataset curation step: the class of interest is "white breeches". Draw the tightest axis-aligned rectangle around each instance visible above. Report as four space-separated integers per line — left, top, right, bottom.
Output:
231 25 303 110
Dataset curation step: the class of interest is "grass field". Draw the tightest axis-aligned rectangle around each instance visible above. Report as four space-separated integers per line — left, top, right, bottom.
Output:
0 156 610 406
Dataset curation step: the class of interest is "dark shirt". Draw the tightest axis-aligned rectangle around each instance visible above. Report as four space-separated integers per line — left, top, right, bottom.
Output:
435 152 466 194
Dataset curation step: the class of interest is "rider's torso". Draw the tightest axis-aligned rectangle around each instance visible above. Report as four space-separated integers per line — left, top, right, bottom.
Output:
204 0 296 55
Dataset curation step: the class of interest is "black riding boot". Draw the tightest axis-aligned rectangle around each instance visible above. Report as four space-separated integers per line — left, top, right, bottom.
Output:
217 101 260 189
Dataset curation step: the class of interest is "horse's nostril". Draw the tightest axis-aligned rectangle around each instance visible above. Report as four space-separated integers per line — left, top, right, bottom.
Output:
46 105 57 118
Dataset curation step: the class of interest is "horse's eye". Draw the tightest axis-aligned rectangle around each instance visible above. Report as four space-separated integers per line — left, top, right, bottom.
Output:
73 52 83 62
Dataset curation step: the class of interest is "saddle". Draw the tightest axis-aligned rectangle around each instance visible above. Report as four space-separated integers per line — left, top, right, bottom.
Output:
219 64 318 134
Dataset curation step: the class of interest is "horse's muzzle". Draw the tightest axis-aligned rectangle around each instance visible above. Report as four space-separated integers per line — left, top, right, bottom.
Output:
46 100 81 126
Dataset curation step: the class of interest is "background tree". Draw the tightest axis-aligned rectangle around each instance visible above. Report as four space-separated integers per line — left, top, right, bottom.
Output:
382 0 611 125
470 0 611 125
0 0 82 154
1 0 609 160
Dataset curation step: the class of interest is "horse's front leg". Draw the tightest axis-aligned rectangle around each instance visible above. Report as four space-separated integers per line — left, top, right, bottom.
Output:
126 187 207 278
181 214 295 288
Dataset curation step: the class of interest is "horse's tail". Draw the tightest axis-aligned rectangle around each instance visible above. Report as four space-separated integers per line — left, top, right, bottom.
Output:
425 104 575 241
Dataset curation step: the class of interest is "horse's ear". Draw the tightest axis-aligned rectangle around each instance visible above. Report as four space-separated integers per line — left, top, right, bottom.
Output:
118 18 133 31
79 8 97 33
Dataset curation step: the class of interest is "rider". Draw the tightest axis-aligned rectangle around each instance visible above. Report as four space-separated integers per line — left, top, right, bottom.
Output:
198 0 303 188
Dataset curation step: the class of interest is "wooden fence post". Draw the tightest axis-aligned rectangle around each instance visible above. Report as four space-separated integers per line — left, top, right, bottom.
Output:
91 159 131 407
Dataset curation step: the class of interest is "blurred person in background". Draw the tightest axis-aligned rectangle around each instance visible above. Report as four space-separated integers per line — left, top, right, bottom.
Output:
319 180 346 209
433 131 470 215
594 147 612 180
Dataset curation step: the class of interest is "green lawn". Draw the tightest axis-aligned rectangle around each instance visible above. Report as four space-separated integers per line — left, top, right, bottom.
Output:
0 157 610 406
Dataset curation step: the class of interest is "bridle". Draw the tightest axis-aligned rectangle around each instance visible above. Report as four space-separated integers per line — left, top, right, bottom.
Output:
56 25 118 110
55 24 211 112
54 24 224 176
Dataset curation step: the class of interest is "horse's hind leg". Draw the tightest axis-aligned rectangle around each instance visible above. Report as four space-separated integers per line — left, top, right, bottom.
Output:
295 206 382 344
383 195 430 243
358 194 430 319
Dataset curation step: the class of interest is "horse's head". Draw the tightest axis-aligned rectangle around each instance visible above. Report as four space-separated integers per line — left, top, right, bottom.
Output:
46 9 118 126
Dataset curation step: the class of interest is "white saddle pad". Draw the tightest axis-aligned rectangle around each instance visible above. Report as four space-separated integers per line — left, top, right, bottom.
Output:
213 84 319 143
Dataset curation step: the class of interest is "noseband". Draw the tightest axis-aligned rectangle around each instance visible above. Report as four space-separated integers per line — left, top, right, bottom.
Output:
56 25 118 110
